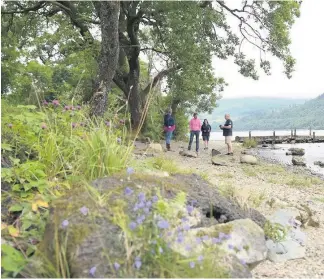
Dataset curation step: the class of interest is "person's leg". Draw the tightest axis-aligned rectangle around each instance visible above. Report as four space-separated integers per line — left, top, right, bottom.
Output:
195 131 200 152
166 131 172 150
188 131 194 150
228 137 233 153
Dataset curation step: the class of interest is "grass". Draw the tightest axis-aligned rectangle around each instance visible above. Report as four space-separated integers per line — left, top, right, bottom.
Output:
242 138 257 148
216 173 234 179
284 175 323 188
313 196 324 203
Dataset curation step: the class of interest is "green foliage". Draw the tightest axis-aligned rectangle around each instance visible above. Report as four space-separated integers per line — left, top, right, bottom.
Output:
264 221 288 243
1 100 134 277
148 156 180 175
242 138 257 148
1 244 27 277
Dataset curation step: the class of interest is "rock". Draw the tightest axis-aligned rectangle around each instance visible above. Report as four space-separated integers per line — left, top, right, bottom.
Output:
288 148 305 156
292 156 306 166
286 151 292 156
295 204 320 228
266 209 307 263
262 144 269 148
26 173 266 278
142 169 169 177
179 150 197 158
211 149 222 156
211 156 228 166
240 155 258 165
314 161 324 167
147 143 163 153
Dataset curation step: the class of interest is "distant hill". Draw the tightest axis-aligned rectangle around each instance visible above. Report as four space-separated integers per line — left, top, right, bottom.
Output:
200 97 308 129
233 94 324 131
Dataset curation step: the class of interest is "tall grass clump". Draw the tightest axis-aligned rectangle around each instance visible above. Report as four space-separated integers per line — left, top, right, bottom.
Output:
242 138 257 148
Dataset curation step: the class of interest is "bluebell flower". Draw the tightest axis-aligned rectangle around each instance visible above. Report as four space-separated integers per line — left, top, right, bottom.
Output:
136 215 145 225
157 219 169 229
152 195 159 203
240 259 247 265
143 207 150 214
183 224 190 231
196 237 202 244
129 221 137 230
127 167 134 175
134 257 142 269
212 237 221 244
159 247 164 253
124 187 133 195
189 262 195 268
181 217 189 223
113 262 120 270
61 220 69 229
146 201 152 208
138 192 145 202
202 235 209 241
228 244 234 250
219 232 226 239
89 266 96 277
80 206 89 216
177 233 184 243
185 245 192 251
186 205 194 214
197 255 204 262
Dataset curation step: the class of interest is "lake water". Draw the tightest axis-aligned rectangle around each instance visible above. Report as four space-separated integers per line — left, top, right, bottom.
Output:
209 130 324 176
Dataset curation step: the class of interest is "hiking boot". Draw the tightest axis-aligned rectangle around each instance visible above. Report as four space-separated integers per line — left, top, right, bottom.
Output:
166 143 171 151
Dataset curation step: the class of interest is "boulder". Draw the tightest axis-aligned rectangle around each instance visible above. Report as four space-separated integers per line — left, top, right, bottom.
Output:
288 148 305 156
240 155 258 165
25 173 266 278
241 150 254 155
286 151 292 156
211 149 222 156
314 161 324 167
211 156 228 166
147 143 163 153
179 150 197 158
266 209 307 263
170 219 267 269
292 156 306 166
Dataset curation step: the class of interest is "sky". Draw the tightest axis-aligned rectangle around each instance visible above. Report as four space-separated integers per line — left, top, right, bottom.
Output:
213 0 324 100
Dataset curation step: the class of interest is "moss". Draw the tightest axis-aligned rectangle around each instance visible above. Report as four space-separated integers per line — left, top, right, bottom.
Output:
196 223 233 238
243 245 250 252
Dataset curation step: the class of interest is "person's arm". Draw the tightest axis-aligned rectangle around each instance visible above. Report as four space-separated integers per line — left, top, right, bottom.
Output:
221 120 232 129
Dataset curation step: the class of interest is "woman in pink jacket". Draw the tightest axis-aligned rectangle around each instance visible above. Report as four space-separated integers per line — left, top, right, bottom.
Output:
188 112 201 154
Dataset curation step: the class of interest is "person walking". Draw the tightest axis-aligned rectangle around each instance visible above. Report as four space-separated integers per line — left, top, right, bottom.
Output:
219 113 233 155
188 112 201 155
201 119 211 150
163 108 175 151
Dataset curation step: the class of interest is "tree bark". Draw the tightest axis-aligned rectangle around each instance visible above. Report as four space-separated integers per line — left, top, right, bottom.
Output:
90 1 120 118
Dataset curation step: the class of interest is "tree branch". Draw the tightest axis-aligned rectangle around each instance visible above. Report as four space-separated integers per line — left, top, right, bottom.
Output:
1 1 47 14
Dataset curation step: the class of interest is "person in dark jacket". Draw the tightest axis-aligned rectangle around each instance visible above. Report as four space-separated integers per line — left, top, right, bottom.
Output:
201 119 211 150
163 108 176 151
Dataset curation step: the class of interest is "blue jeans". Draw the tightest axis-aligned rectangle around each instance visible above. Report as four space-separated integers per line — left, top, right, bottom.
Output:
166 131 173 144
188 131 200 152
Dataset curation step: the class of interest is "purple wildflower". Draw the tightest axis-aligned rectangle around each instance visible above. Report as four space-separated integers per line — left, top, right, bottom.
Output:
52 100 59 106
76 105 82 110
105 121 111 127
137 201 145 208
181 217 189 223
80 122 85 127
167 231 172 237
152 195 158 203
159 247 163 253
134 257 142 269
183 224 190 231
129 221 137 230
72 122 77 128
185 245 192 251
186 205 194 214
138 192 146 202
127 167 134 175
8 124 13 128
191 200 198 206
202 235 209 241
196 237 202 244
177 232 184 243
219 232 226 239
157 219 169 229
124 187 133 196
43 100 49 106
61 219 69 228
189 262 195 268
144 207 150 214
197 255 204 262
114 262 120 270
117 137 122 144
146 201 152 208
228 244 234 250
80 206 89 216
119 119 125 124
136 215 145 225
240 259 247 266
41 123 47 129
212 237 221 244
224 234 231 240
64 105 70 111
89 266 96 277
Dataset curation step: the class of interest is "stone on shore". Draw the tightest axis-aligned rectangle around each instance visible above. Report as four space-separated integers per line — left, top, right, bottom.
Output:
292 156 306 166
314 161 324 167
212 149 222 156
211 156 228 166
147 143 163 153
179 150 197 158
240 155 258 165
288 148 305 156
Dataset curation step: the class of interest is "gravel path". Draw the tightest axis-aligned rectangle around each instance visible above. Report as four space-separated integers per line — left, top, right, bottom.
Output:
160 140 324 278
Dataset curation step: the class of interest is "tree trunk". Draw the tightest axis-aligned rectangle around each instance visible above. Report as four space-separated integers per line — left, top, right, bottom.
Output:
90 1 120 118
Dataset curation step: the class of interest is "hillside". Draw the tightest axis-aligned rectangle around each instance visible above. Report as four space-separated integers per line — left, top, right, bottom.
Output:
200 97 308 129
234 94 324 130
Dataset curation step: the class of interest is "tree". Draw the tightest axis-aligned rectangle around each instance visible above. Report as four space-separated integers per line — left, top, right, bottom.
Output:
1 1 301 129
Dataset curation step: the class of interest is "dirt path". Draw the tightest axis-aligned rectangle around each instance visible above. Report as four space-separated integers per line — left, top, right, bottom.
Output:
160 140 324 278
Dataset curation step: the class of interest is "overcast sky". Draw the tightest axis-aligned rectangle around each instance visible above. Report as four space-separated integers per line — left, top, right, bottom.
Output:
214 0 324 100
